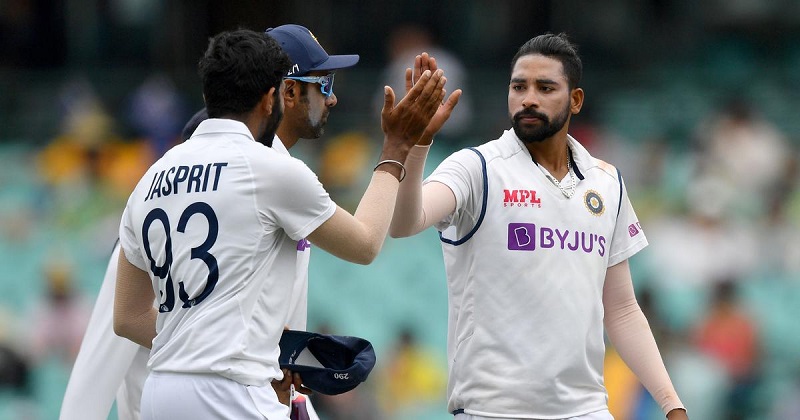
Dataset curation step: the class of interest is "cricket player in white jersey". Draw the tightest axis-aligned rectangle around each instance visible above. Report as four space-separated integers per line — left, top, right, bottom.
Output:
112 28 450 419
390 35 689 419
60 23 361 420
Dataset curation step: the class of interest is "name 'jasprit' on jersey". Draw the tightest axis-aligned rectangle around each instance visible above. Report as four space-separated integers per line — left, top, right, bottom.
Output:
144 162 228 202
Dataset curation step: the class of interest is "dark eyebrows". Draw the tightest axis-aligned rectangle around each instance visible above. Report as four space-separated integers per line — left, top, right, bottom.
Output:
509 77 560 86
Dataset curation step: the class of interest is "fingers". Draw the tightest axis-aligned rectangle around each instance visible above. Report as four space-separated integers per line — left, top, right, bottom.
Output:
412 52 439 87
404 68 413 94
418 73 448 118
404 69 433 103
412 54 422 85
381 85 396 119
411 69 443 108
292 371 313 395
443 89 463 112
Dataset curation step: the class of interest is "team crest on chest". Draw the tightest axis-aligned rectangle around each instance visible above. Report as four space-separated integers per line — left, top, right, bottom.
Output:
584 190 604 216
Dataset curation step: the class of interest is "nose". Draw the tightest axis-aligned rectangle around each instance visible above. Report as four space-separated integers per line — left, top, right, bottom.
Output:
521 91 539 108
326 93 338 107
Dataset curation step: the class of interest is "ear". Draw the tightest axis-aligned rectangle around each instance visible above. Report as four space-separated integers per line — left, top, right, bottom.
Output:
261 86 278 116
570 87 584 115
282 79 298 108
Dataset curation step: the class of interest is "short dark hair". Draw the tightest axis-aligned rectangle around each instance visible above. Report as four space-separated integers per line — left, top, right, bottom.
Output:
511 33 582 89
199 29 291 118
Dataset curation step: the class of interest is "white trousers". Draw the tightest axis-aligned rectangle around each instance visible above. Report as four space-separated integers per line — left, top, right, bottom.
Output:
141 372 290 420
454 408 614 420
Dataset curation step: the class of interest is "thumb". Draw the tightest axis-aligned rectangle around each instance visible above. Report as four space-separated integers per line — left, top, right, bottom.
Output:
381 86 396 117
444 89 463 111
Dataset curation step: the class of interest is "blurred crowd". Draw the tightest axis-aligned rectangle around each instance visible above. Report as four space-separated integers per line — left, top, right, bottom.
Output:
1 27 800 420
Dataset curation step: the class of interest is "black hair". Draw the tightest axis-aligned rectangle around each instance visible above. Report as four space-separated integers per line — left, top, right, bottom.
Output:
511 33 582 89
198 29 291 118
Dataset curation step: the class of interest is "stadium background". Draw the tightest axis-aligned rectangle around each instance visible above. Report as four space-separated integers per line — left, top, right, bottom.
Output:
2 1 800 418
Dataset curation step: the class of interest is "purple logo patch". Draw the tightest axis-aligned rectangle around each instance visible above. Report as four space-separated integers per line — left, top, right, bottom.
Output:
508 223 537 250
507 223 607 256
297 238 311 251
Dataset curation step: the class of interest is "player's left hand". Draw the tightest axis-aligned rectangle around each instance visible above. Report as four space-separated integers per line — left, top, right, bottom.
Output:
405 52 462 145
272 368 314 406
271 369 294 405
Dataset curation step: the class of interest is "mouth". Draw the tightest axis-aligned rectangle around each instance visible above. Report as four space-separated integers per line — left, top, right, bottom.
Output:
517 115 544 125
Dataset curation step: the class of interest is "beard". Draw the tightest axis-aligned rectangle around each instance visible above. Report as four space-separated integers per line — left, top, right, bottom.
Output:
511 102 570 144
299 94 328 139
257 95 284 146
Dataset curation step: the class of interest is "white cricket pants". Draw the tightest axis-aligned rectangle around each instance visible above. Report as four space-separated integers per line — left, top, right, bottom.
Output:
141 371 290 419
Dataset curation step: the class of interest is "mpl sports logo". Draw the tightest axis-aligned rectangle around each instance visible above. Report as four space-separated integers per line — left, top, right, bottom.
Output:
503 189 542 208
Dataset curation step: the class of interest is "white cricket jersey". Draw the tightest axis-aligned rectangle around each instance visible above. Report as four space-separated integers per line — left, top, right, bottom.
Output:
272 135 312 331
119 119 335 386
427 129 647 418
61 243 149 420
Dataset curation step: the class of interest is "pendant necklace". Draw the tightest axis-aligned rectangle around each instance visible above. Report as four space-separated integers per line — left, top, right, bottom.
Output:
540 148 576 199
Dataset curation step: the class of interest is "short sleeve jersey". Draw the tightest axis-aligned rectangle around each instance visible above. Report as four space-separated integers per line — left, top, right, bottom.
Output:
272 135 313 331
119 119 335 386
426 130 647 418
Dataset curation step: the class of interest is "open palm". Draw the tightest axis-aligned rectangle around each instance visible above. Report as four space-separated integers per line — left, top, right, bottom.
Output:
404 52 462 145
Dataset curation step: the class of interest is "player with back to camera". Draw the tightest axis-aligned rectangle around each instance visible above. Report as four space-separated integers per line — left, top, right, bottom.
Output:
389 34 689 419
62 25 450 418
61 24 391 420
60 23 357 420
114 27 449 420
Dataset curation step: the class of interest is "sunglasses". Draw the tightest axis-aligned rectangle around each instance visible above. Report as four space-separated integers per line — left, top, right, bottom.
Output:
284 73 335 97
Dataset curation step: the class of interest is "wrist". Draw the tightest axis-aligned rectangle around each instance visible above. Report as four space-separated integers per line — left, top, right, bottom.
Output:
418 132 435 146
374 159 406 182
382 134 413 160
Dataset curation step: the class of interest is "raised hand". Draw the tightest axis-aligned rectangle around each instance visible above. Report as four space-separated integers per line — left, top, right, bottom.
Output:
405 52 462 145
381 68 446 155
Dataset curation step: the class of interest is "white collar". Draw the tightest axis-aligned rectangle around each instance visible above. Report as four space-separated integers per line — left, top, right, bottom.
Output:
193 118 254 142
272 135 290 156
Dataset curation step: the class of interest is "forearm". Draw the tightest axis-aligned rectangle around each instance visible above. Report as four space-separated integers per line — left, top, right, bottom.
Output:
350 170 402 260
113 249 157 349
606 305 684 414
603 262 685 415
309 171 400 265
390 144 429 237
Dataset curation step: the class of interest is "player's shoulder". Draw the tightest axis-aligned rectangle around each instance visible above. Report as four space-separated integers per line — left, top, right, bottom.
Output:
448 130 519 168
476 130 523 162
569 136 620 182
591 158 619 179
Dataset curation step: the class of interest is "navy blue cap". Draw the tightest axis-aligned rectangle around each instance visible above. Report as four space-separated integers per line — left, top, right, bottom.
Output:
181 108 208 140
265 24 359 76
279 330 376 395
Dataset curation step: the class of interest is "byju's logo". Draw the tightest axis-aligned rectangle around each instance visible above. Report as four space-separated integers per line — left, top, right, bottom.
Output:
508 223 537 250
507 223 606 255
297 239 311 251
503 189 542 208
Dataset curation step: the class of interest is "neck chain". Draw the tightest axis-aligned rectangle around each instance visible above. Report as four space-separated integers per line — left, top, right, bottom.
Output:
541 148 576 199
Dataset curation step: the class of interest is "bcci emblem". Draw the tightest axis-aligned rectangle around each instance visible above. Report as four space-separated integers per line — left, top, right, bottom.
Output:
307 29 321 46
584 190 604 216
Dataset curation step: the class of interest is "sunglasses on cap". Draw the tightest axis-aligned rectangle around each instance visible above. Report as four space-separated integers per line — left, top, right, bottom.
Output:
284 73 335 97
